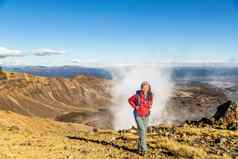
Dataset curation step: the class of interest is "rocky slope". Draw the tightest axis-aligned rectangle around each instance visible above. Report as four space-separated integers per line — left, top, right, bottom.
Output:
0 71 112 127
185 101 238 130
0 109 237 159
163 82 228 124
0 71 237 158
0 71 233 129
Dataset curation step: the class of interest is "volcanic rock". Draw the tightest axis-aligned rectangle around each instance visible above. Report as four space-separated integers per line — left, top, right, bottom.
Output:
164 82 228 124
0 71 112 126
185 101 238 129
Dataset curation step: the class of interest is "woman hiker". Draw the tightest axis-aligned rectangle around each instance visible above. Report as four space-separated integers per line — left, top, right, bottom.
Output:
128 81 154 156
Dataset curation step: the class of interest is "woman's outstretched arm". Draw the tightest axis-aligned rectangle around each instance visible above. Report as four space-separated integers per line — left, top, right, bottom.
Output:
128 95 137 109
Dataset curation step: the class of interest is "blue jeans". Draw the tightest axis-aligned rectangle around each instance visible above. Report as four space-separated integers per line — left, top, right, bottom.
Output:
133 110 149 153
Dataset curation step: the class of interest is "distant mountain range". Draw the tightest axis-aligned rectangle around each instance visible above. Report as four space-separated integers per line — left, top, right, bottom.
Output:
172 66 238 80
3 65 238 82
3 65 113 79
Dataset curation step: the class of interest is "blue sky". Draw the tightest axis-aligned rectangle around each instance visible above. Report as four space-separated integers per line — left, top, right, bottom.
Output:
0 0 238 66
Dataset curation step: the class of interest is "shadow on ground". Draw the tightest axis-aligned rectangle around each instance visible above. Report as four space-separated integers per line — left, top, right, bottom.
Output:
66 136 139 154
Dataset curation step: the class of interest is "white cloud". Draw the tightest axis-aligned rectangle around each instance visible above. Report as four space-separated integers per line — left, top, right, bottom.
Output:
33 49 65 56
0 46 23 58
72 59 101 66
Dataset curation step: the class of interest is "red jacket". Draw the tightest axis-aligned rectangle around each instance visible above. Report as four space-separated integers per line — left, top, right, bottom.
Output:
128 91 153 117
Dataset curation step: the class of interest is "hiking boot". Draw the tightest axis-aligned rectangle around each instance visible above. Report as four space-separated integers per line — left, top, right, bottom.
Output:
138 150 146 156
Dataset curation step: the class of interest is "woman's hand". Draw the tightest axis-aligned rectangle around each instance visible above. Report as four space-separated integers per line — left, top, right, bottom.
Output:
135 106 140 110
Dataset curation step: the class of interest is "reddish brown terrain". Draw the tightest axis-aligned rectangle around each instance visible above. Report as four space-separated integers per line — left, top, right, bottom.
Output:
0 71 235 129
0 71 112 127
0 71 237 158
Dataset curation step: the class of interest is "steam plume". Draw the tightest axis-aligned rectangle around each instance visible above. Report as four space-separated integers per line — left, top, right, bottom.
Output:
110 65 174 130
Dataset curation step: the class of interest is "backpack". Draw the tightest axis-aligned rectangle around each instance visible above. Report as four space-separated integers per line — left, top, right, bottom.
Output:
135 90 141 106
